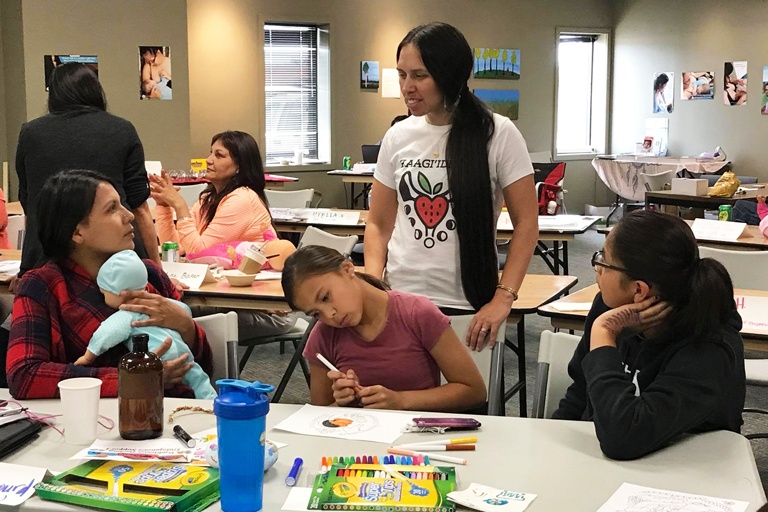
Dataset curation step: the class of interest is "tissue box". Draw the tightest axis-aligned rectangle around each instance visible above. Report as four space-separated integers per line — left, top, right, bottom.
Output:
671 178 708 196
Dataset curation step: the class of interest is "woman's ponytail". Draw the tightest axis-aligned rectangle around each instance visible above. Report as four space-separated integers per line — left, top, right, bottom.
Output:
672 258 735 341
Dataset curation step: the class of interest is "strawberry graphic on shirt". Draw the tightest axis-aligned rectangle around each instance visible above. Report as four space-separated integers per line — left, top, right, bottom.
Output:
399 170 455 248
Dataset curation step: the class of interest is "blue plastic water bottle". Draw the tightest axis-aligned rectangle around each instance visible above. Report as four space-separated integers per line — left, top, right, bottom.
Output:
214 379 275 512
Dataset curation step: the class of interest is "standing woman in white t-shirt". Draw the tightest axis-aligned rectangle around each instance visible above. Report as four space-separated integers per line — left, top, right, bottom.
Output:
365 22 538 350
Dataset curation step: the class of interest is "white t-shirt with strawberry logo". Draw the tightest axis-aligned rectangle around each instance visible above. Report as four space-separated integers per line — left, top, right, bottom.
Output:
375 113 533 309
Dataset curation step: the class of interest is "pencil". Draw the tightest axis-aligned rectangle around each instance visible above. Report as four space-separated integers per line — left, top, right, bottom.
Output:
387 446 467 465
398 436 477 447
315 353 363 393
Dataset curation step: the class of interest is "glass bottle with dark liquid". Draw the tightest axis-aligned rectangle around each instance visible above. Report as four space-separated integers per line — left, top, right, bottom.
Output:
118 333 164 440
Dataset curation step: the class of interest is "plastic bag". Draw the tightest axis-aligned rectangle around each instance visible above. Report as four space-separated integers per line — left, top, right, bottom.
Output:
707 171 740 197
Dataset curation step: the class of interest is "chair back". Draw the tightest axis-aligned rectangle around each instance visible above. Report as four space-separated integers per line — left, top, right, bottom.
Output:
532 162 566 215
440 315 505 416
698 246 768 290
194 311 239 387
177 183 208 206
640 170 676 192
532 330 580 419
265 188 319 208
703 174 758 186
298 226 358 257
361 145 381 164
6 214 25 249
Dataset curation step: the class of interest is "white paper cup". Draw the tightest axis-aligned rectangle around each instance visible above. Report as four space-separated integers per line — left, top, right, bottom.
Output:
58 377 102 445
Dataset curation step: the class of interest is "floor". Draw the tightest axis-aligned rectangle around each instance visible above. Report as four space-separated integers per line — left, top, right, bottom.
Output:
238 227 768 493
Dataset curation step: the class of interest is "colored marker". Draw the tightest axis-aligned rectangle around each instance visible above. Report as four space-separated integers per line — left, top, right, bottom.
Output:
394 444 475 451
286 457 304 486
387 447 467 465
398 436 477 447
315 353 363 392
173 425 196 448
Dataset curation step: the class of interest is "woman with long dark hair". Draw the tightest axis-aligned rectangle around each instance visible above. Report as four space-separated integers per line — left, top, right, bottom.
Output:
8 170 210 399
365 22 538 349
14 62 160 282
553 210 745 460
152 130 296 338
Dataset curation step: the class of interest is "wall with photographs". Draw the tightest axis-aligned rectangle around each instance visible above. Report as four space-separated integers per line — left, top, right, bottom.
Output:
187 0 615 210
0 0 190 200
612 0 768 179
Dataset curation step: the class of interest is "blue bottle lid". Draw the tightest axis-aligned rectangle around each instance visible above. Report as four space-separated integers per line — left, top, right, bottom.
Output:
214 379 275 420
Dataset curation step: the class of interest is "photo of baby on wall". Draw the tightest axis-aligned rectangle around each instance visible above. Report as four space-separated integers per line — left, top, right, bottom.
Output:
681 71 714 100
723 61 747 106
139 46 172 100
761 66 768 115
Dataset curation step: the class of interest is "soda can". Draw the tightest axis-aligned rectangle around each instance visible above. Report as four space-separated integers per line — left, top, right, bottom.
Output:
718 204 732 221
161 241 180 262
342 156 352 170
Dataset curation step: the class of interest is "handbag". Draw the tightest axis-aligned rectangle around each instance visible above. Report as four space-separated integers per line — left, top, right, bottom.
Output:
0 418 43 459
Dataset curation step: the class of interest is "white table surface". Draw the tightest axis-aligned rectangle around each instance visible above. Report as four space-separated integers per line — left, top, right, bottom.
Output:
2 393 764 511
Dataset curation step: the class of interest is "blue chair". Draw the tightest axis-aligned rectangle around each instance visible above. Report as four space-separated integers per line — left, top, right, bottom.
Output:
703 174 758 186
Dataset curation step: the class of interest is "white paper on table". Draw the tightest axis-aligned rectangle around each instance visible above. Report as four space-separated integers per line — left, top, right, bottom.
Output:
272 404 411 444
0 462 52 505
596 483 748 512
448 483 537 512
282 486 313 511
691 218 747 242
735 295 768 334
550 302 593 312
270 208 296 220
381 68 400 98
497 215 600 231
306 209 361 226
71 438 194 463
0 260 21 274
161 261 216 290
254 270 282 281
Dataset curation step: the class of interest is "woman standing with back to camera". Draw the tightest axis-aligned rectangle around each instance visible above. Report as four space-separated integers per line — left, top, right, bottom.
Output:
365 22 538 349
14 62 159 286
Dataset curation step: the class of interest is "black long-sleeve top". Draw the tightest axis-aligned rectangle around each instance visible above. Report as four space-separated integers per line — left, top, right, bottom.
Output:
552 293 745 460
15 108 150 275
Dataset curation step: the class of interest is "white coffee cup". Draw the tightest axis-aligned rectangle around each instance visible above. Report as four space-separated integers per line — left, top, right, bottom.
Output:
57 377 102 445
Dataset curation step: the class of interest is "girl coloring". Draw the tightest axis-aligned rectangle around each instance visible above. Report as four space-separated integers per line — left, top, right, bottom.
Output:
281 245 487 412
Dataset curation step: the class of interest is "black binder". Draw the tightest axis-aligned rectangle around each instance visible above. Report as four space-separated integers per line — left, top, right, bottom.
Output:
0 418 43 459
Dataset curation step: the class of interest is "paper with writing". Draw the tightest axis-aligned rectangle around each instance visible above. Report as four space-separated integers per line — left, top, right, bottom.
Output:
0 462 52 505
596 483 748 512
306 209 361 226
734 295 768 335
161 262 216 290
691 218 747 242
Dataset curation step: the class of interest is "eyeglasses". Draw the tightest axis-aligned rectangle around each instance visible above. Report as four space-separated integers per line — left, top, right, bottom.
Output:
591 250 632 274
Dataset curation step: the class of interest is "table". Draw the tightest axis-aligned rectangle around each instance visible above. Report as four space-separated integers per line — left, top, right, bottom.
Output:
274 211 602 275
537 284 768 351
645 184 766 212
327 170 374 209
2 393 764 511
598 222 768 251
592 156 730 202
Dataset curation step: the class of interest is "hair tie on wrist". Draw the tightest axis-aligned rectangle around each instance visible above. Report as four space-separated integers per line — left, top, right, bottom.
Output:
496 283 518 301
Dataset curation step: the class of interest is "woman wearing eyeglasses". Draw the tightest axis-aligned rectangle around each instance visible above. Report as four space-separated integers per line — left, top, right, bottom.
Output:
553 210 745 460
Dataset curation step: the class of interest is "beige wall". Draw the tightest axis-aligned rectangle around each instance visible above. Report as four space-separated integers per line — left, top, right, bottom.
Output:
612 0 768 180
1 0 25 200
3 0 190 200
188 0 615 210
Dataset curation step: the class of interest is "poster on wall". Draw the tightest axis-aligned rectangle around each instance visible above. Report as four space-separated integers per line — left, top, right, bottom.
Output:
723 61 747 106
681 71 714 100
360 61 379 89
474 89 519 120
761 66 768 115
44 55 98 91
653 72 673 113
139 46 172 100
473 48 520 79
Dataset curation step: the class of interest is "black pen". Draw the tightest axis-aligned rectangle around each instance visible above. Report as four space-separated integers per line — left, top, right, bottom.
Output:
173 425 196 448
0 407 27 417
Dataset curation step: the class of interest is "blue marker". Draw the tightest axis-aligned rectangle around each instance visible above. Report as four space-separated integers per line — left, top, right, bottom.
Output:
285 457 304 486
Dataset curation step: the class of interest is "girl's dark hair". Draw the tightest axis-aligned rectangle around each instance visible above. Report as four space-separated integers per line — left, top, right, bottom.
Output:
653 73 669 92
610 210 734 340
47 63 107 113
282 245 388 310
199 131 269 230
37 169 114 261
398 22 497 310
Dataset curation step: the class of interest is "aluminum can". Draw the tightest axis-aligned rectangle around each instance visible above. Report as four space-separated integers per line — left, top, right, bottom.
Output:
718 204 732 221
342 156 352 170
161 241 179 262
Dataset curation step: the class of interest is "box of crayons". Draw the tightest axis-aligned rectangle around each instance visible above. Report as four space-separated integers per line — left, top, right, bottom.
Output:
308 462 456 511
